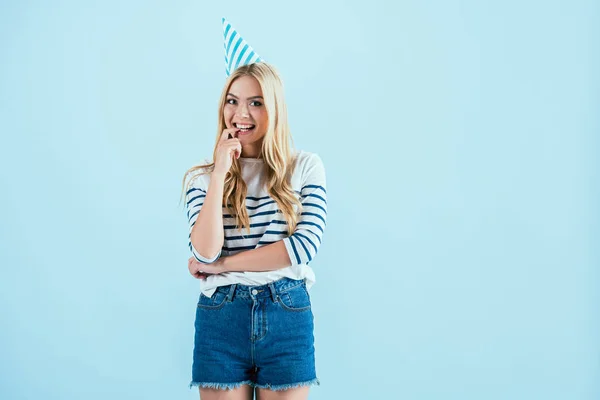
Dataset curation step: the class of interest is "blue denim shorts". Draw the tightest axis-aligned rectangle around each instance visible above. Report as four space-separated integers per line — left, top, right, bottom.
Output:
189 277 320 392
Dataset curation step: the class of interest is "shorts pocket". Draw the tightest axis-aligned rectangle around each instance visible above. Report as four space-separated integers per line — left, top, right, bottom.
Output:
197 289 228 310
277 282 311 312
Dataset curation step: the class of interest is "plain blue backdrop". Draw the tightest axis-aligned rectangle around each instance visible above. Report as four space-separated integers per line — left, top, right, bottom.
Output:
1 1 598 399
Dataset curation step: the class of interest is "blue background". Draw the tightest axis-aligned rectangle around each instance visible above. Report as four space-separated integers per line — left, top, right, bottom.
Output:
1 1 598 399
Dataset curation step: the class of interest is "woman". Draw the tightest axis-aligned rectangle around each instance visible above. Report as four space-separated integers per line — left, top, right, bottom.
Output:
180 61 327 400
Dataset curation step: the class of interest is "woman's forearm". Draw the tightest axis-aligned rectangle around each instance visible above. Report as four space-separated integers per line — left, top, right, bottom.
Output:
190 172 226 260
223 240 292 272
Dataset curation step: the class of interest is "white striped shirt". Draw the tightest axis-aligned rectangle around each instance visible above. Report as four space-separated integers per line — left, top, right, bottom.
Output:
185 150 327 297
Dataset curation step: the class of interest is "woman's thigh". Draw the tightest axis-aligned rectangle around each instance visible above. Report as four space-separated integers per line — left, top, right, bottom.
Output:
256 386 309 400
199 384 254 400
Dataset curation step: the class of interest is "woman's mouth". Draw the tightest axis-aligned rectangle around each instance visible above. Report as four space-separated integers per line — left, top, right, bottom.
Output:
234 123 255 135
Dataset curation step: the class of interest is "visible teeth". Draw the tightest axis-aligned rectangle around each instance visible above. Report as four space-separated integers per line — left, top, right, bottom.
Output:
235 123 254 129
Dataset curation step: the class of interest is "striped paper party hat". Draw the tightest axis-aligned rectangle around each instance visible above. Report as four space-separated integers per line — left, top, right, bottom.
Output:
222 17 263 77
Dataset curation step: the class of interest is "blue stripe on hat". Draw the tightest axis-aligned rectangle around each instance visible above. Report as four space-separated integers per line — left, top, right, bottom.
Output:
226 31 236 56
233 44 249 71
223 24 231 41
228 36 243 72
242 50 256 66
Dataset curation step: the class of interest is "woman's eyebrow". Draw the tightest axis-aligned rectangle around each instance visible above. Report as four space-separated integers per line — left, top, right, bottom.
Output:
227 93 264 100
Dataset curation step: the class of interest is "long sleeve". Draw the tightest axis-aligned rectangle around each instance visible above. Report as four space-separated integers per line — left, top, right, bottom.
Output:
283 154 327 266
185 174 222 263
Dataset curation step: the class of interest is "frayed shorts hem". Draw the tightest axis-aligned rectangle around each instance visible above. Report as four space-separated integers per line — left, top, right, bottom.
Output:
253 377 321 391
189 379 254 390
188 377 320 391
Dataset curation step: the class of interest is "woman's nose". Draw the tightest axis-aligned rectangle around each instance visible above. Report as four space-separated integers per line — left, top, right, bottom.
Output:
235 104 249 118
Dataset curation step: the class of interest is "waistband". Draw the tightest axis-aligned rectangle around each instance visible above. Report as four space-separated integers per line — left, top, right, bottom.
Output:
214 277 305 302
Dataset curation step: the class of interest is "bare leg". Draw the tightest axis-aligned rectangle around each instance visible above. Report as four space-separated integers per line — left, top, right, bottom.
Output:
199 384 254 400
255 386 309 400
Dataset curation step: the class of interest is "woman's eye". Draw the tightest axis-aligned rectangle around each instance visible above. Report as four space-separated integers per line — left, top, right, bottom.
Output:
226 99 261 106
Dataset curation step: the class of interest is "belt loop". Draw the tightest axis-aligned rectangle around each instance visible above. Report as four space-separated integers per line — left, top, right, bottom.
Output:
227 284 237 302
268 282 278 303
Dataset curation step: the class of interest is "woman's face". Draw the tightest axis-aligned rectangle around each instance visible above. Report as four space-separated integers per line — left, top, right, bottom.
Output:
223 75 268 156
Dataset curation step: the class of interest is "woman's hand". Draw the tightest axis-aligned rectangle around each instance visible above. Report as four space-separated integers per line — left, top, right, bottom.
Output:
213 128 242 177
188 256 227 280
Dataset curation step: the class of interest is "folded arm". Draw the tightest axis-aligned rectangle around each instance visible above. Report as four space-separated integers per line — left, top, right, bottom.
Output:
223 154 328 273
186 172 226 263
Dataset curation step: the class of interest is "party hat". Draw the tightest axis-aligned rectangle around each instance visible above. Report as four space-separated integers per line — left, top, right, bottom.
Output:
222 17 263 77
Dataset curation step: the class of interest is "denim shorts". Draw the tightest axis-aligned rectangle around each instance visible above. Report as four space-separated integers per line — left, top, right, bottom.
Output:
189 277 320 392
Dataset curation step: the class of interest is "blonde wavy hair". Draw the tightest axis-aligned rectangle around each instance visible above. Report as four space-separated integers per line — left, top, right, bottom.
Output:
180 62 302 236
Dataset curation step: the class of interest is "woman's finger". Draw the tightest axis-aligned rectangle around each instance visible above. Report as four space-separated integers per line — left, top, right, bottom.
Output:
224 142 241 159
220 128 235 142
196 272 209 280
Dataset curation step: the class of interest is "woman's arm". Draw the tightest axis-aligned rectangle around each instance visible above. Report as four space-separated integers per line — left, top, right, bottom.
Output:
188 172 226 262
188 153 327 275
222 154 327 273
281 154 327 266
188 240 290 275
221 240 291 272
